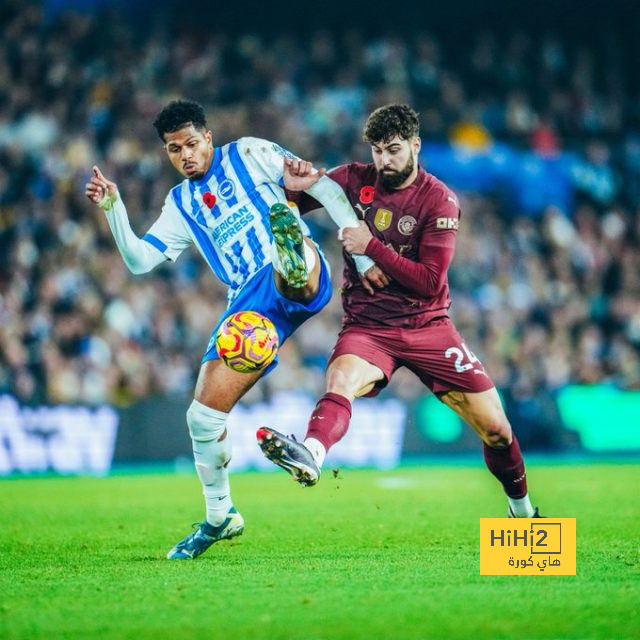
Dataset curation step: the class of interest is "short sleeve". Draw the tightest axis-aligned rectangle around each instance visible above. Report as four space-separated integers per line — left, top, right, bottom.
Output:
143 192 193 262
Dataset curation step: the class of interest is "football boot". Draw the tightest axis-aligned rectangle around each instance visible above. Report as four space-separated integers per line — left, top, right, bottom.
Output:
256 426 320 486
166 507 244 559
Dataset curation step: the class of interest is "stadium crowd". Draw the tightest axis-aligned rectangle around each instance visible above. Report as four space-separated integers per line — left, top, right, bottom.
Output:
1 4 639 440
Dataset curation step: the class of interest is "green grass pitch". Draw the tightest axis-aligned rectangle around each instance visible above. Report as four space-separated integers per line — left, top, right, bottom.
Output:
1 463 638 640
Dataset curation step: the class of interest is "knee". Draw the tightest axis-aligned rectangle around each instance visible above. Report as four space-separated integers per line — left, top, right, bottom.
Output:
481 416 513 448
187 399 228 443
326 364 359 396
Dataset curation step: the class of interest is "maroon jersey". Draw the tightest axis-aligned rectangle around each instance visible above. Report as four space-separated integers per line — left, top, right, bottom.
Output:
297 163 461 328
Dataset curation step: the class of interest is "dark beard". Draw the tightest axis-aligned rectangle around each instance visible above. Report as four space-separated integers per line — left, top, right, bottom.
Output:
378 154 415 189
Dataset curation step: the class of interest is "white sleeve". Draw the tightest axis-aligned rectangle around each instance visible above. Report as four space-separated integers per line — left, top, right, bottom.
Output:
100 192 190 275
242 139 375 275
240 136 295 183
306 175 361 229
242 137 364 232
243 138 362 233
305 176 375 275
143 193 193 262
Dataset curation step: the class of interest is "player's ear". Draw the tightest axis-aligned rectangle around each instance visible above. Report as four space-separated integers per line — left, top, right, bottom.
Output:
413 136 422 154
205 129 213 146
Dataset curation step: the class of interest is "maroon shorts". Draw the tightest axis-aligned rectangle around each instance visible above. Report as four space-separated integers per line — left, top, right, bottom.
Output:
328 317 495 397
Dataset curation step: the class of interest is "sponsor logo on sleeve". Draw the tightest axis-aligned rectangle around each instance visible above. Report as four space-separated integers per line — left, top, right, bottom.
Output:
271 143 296 160
436 217 459 230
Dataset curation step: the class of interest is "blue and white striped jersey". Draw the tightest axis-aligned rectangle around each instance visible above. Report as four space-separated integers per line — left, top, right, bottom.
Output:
142 137 308 300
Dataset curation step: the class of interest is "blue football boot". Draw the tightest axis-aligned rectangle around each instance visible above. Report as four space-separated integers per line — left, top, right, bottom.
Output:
166 507 244 559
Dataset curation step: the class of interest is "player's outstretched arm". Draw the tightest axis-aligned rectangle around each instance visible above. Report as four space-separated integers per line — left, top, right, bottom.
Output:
85 166 167 275
282 157 326 191
282 158 377 278
285 159 363 235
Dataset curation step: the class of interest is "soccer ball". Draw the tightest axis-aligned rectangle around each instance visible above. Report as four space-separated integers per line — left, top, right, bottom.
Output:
215 310 279 373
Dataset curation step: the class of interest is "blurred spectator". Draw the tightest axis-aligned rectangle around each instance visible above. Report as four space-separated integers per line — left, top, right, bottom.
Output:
0 4 639 424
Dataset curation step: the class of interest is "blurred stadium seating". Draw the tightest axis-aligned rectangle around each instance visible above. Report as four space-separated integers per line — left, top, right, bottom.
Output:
1 0 639 469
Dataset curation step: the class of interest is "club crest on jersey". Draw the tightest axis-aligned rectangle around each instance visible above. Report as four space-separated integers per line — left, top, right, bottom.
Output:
374 208 393 231
436 217 459 230
398 215 417 235
217 179 236 201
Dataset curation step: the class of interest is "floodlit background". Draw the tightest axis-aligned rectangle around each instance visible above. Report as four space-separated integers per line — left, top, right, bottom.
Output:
1 0 640 474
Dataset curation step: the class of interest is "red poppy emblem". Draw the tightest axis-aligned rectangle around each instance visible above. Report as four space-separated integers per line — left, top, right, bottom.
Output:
360 186 374 204
202 192 216 209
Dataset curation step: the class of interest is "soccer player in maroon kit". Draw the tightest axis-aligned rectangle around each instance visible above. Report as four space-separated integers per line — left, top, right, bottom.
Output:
257 104 542 518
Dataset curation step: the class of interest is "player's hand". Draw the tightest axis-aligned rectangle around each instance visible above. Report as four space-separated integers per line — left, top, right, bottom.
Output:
85 165 118 206
341 222 373 254
359 265 390 295
282 157 326 191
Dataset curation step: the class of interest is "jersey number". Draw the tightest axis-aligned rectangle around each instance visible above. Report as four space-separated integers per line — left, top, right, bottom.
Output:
445 343 479 373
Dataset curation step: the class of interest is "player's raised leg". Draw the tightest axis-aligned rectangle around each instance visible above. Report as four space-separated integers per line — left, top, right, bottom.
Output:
437 387 542 517
257 353 384 485
167 360 262 559
270 202 322 301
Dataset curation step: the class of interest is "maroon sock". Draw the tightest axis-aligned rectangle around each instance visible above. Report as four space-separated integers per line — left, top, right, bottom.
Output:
305 392 352 452
483 434 528 498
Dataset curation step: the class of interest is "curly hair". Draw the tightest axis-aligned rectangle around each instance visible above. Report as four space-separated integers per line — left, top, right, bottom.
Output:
363 104 420 144
153 100 207 141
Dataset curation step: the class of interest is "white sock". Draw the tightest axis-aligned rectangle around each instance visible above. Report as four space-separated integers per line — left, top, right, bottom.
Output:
272 237 316 278
187 399 233 526
303 437 326 468
290 203 317 272
508 493 535 517
303 240 317 272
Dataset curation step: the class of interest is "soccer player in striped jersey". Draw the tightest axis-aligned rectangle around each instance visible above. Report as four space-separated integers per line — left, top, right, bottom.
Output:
85 99 387 559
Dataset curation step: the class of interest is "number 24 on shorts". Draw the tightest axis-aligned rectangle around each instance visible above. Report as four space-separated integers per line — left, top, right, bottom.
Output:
445 342 479 373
